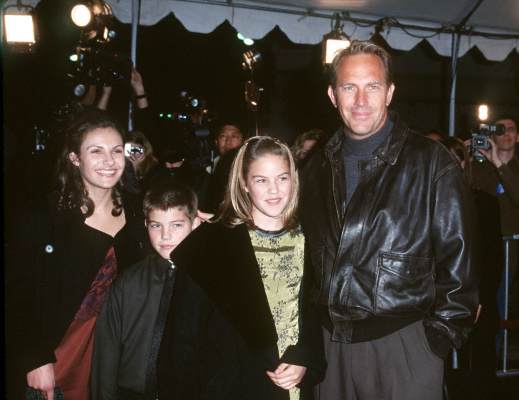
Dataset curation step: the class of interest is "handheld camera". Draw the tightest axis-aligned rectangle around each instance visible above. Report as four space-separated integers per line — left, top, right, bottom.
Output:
470 123 506 162
124 143 144 157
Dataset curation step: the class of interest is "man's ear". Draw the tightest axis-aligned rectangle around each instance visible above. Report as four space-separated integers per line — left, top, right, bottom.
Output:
327 86 337 108
68 152 80 166
386 83 396 107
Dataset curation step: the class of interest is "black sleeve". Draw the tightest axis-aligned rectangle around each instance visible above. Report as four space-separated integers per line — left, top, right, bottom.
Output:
280 242 326 387
91 275 125 400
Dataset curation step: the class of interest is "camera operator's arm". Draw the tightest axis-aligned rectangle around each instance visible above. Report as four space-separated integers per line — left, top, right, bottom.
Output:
131 68 162 149
96 85 112 110
481 139 519 206
131 68 149 109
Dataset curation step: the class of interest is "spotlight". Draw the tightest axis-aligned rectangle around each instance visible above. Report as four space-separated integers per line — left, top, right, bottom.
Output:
322 13 351 64
70 4 92 27
70 1 113 43
478 104 489 122
3 2 37 52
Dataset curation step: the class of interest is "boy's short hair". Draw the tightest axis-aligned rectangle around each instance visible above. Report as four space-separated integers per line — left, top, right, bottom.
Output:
143 180 198 221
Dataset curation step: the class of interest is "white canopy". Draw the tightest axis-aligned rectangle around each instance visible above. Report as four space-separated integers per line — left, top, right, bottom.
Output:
5 0 518 61
107 0 519 61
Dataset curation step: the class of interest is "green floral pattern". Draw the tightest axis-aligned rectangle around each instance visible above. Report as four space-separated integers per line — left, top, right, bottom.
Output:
249 227 305 400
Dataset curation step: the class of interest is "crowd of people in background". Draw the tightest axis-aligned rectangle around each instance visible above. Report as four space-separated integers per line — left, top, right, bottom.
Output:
5 40 519 400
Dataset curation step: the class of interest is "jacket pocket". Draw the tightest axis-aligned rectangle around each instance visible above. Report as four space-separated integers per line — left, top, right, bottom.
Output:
374 251 435 315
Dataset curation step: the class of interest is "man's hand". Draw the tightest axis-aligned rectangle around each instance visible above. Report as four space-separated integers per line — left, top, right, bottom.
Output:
266 363 307 390
479 138 503 168
27 363 55 400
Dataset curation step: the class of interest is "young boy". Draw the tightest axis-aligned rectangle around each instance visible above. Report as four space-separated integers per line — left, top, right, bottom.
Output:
91 181 200 400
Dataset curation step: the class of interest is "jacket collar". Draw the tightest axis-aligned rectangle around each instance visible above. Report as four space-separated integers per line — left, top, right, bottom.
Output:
325 112 409 166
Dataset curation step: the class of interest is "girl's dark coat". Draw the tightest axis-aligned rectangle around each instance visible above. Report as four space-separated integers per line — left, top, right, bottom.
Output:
157 222 326 400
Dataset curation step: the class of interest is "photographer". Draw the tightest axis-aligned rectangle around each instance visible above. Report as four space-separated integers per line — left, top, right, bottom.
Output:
470 115 519 364
471 116 519 235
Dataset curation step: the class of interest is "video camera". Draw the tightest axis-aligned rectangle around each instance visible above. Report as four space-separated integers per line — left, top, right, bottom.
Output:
158 91 216 171
470 123 506 162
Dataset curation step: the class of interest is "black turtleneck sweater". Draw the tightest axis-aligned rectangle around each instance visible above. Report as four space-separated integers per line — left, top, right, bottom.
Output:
342 118 393 206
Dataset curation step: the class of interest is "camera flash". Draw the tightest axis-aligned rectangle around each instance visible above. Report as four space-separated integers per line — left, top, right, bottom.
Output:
478 104 489 121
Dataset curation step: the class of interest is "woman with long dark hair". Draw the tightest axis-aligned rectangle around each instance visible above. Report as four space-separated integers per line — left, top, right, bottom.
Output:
7 109 147 400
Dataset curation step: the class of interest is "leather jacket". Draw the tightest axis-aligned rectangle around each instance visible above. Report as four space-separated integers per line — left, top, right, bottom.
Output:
300 115 478 355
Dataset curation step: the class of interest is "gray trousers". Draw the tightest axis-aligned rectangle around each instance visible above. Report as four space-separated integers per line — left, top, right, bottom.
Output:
314 320 444 400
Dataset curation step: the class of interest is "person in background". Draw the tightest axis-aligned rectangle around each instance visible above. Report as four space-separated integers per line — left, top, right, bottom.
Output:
442 136 504 400
204 124 245 213
424 130 445 141
7 109 146 400
92 181 207 400
157 136 325 400
122 130 158 194
300 40 477 400
291 129 325 168
207 124 244 175
470 114 519 369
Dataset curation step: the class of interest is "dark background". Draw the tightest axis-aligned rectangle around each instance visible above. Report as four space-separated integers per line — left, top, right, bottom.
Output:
3 0 519 201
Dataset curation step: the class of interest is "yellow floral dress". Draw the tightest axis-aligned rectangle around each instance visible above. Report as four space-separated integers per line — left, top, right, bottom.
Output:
249 226 305 400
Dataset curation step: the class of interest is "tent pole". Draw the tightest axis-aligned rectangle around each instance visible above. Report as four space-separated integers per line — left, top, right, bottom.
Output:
128 0 141 131
448 32 459 137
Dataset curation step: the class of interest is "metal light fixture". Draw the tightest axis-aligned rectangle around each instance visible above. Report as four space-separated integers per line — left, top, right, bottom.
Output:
322 13 351 64
242 49 262 71
3 1 36 51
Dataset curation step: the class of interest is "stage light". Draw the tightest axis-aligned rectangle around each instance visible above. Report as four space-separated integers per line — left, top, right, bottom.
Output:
69 53 79 62
71 4 91 27
322 14 351 64
243 38 254 46
237 32 245 41
3 2 36 51
70 1 113 43
478 104 489 121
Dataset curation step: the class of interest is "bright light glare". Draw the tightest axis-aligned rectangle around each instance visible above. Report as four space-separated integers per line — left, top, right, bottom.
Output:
237 32 245 41
4 15 35 43
324 38 351 64
69 54 79 62
243 38 254 46
478 104 489 121
71 4 92 27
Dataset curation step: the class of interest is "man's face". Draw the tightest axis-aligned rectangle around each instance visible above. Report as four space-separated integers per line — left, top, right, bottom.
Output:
216 125 243 155
494 119 518 153
328 54 395 140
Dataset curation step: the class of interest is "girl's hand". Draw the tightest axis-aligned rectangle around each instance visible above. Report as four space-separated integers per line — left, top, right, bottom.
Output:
266 363 307 390
27 363 56 400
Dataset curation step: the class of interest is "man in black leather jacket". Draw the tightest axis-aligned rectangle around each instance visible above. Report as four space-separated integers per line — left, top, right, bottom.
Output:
300 41 478 400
